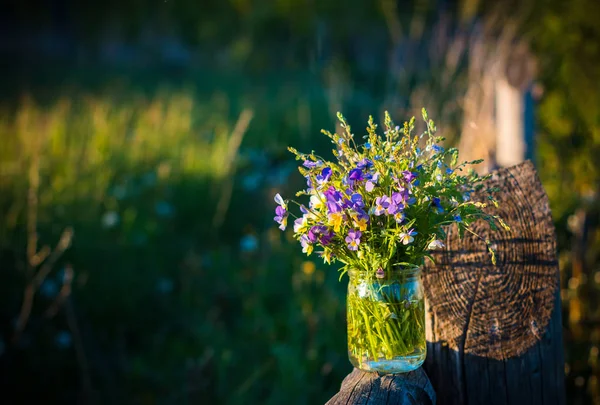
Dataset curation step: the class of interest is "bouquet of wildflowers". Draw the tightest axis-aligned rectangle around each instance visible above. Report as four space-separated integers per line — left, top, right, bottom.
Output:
274 109 508 275
273 109 509 371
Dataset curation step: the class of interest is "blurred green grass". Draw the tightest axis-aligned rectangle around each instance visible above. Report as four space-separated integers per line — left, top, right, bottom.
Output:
0 75 355 404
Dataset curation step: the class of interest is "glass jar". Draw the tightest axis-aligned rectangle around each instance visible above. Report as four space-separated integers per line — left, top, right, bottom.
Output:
347 267 426 373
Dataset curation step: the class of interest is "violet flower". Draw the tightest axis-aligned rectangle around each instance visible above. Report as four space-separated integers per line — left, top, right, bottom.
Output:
308 225 334 245
391 189 409 206
320 228 334 245
345 229 362 251
316 167 332 185
327 200 342 214
274 193 289 230
399 228 417 245
349 168 363 182
324 186 343 204
274 206 288 231
402 170 417 183
393 211 405 223
356 158 373 170
373 195 390 216
350 193 365 210
300 234 313 254
387 201 399 215
364 172 380 193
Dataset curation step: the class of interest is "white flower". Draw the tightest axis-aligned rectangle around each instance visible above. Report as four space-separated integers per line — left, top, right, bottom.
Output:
428 240 445 250
274 193 287 209
293 216 309 233
309 193 324 210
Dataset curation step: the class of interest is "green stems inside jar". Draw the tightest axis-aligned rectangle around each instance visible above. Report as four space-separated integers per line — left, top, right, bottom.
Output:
347 268 426 372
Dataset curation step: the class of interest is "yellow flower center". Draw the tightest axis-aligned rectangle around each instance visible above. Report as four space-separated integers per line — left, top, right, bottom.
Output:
328 212 344 232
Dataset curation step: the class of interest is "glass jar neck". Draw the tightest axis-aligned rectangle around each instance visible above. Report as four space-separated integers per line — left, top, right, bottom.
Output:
348 267 421 282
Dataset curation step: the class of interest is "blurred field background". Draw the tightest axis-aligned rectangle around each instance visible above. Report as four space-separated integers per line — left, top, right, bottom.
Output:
0 0 599 404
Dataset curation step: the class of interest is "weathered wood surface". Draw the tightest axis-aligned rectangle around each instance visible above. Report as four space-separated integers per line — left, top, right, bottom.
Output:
423 160 566 405
326 367 435 405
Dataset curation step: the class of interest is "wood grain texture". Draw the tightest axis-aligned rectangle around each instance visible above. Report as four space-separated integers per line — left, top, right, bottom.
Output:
423 160 565 405
326 367 435 405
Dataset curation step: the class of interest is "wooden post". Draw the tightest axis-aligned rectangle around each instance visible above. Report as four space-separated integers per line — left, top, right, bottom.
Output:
327 161 565 404
423 160 565 405
326 367 435 405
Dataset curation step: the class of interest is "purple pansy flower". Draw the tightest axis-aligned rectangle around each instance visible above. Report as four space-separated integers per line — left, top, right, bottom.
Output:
323 187 344 213
374 195 390 216
274 193 289 230
308 225 334 245
399 228 417 245
307 225 324 242
320 229 334 245
354 208 369 221
327 200 342 213
350 193 365 210
356 158 373 170
393 211 405 223
316 167 332 185
303 160 321 168
274 206 288 231
349 168 363 181
376 268 385 279
324 186 343 203
345 229 362 251
300 234 312 254
391 190 408 206
365 172 380 193
402 171 417 183
387 201 400 215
